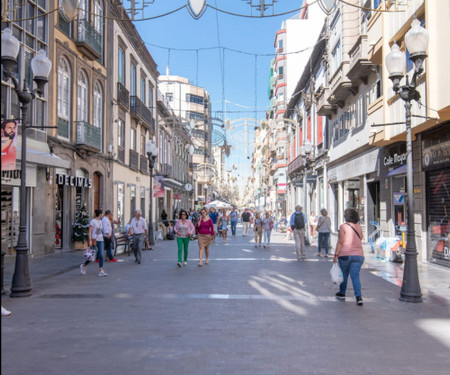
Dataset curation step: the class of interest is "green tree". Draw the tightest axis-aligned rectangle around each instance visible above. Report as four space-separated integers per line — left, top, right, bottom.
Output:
72 204 90 243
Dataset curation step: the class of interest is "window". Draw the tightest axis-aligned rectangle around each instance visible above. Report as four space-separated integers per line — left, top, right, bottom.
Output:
187 111 204 121
130 128 136 151
93 82 103 128
78 0 87 38
140 76 146 104
356 94 367 128
278 66 284 76
57 57 71 120
77 70 88 122
278 40 283 49
118 118 125 148
130 63 136 96
186 94 204 105
368 72 382 105
94 0 103 35
148 85 154 111
331 40 342 72
117 182 124 225
166 93 173 101
118 47 125 84
140 133 146 155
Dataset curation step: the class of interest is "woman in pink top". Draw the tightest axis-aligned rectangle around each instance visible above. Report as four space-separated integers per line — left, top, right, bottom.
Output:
333 208 365 305
174 209 195 268
196 208 215 266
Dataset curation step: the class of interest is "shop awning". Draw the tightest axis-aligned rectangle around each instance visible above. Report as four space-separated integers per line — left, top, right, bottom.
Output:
387 164 411 177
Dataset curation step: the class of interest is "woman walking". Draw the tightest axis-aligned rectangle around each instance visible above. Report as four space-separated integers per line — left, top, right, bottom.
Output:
219 212 229 242
196 208 215 266
334 208 365 305
262 212 274 248
316 208 332 257
309 211 318 238
253 212 263 247
174 209 195 267
81 209 107 277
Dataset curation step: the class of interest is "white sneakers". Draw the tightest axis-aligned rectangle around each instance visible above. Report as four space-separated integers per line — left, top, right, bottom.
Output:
1 306 12 316
98 270 108 277
80 264 86 275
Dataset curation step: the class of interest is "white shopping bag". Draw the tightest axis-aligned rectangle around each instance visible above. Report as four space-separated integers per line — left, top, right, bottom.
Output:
330 263 343 284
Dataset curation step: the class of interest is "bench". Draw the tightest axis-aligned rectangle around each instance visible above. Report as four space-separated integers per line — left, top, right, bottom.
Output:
114 232 132 256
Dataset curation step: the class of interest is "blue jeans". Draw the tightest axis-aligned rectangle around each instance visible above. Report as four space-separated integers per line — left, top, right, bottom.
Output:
85 240 104 268
338 255 364 297
230 221 237 235
318 232 330 254
263 229 272 244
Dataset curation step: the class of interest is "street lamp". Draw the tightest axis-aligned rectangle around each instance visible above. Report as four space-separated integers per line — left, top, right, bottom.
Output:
146 140 158 247
204 183 208 202
1 28 52 297
385 18 428 303
300 139 313 245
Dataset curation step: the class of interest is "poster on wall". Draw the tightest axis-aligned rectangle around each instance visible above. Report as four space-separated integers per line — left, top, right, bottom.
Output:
1 119 18 171
153 176 164 198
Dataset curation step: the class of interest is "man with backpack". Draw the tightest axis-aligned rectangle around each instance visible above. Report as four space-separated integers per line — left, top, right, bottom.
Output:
290 205 308 260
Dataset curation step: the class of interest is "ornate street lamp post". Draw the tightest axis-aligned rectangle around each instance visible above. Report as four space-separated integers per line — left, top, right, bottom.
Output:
299 139 312 245
146 140 158 247
1 28 52 297
385 19 429 303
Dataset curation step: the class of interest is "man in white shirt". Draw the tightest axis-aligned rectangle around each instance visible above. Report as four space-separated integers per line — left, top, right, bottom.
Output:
128 210 149 264
102 210 118 262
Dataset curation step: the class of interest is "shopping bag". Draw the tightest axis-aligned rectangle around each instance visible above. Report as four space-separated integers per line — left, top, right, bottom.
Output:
330 263 343 284
83 247 96 262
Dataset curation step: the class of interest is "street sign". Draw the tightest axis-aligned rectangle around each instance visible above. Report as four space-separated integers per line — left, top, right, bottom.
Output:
295 181 303 188
307 175 317 184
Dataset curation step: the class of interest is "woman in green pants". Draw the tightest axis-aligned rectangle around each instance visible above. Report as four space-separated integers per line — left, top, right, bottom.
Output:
174 209 195 267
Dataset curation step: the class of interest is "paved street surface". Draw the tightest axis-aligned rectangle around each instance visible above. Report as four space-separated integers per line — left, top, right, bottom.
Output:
2 226 450 375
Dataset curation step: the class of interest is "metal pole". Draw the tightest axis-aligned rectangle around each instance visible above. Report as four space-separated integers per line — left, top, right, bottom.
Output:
399 101 422 302
148 161 155 247
10 102 32 297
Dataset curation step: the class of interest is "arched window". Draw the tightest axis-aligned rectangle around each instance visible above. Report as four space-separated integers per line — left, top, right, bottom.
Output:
77 70 89 122
93 82 103 128
57 57 71 121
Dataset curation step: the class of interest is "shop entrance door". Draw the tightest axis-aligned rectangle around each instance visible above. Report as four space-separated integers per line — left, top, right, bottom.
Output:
367 181 380 238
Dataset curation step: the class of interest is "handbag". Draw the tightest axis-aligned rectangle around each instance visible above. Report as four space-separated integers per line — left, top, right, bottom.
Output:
330 263 344 284
83 247 96 262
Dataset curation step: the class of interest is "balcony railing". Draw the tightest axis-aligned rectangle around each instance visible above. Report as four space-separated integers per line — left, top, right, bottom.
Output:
287 154 303 176
130 96 155 133
75 121 101 151
75 20 102 60
117 146 125 163
140 154 148 175
129 149 139 171
57 117 70 138
117 82 129 110
58 14 72 37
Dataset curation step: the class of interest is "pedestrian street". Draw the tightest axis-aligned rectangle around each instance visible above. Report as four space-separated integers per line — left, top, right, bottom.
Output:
2 225 449 375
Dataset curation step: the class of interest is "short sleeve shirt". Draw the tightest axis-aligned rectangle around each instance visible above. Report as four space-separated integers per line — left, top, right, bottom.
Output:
131 217 147 234
90 218 104 242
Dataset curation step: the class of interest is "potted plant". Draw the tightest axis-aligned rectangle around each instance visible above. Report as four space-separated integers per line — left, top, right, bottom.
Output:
72 204 90 250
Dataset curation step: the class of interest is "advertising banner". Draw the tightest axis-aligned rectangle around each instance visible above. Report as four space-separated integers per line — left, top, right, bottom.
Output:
1 119 18 171
153 175 164 197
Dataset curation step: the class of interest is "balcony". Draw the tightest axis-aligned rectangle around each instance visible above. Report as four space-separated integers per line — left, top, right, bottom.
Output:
57 117 70 138
316 87 338 118
75 20 102 60
129 150 139 171
347 35 377 85
130 96 155 134
327 62 358 108
162 163 173 177
117 146 125 163
75 121 101 151
140 154 148 175
287 154 304 176
58 14 71 37
117 82 129 110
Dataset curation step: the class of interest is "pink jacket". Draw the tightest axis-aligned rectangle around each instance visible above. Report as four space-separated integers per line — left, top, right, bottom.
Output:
335 223 364 257
174 219 195 237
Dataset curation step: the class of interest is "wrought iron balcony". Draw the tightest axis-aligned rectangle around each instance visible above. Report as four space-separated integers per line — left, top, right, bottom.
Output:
140 154 148 175
117 146 125 163
162 163 173 177
287 154 304 176
75 121 101 151
57 117 70 138
130 96 155 133
129 149 139 171
117 82 129 110
58 14 72 37
75 20 102 60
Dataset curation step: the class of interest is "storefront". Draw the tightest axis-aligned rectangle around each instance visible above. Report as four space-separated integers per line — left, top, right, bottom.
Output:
422 124 450 267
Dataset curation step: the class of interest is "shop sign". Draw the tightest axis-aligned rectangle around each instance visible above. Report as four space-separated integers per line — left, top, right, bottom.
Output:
422 139 450 170
173 194 181 200
1 166 37 187
153 176 164 197
56 173 92 188
295 180 303 188
384 152 407 167
393 192 405 205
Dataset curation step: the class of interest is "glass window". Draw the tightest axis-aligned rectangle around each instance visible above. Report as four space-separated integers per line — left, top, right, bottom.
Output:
117 182 124 225
77 70 88 122
278 66 284 76
140 77 146 104
94 0 103 35
148 85 153 111
130 63 136 96
166 93 173 101
93 82 103 128
118 118 125 148
331 40 342 72
140 133 146 155
118 47 125 84
57 57 71 120
130 128 136 151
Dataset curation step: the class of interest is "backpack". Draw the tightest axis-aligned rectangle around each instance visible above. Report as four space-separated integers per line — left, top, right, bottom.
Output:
294 213 305 230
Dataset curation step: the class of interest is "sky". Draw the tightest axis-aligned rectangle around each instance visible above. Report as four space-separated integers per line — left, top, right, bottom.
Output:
128 0 307 189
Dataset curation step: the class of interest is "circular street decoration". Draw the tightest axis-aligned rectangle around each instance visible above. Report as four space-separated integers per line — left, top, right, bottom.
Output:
187 0 207 20
184 183 193 192
318 0 337 15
